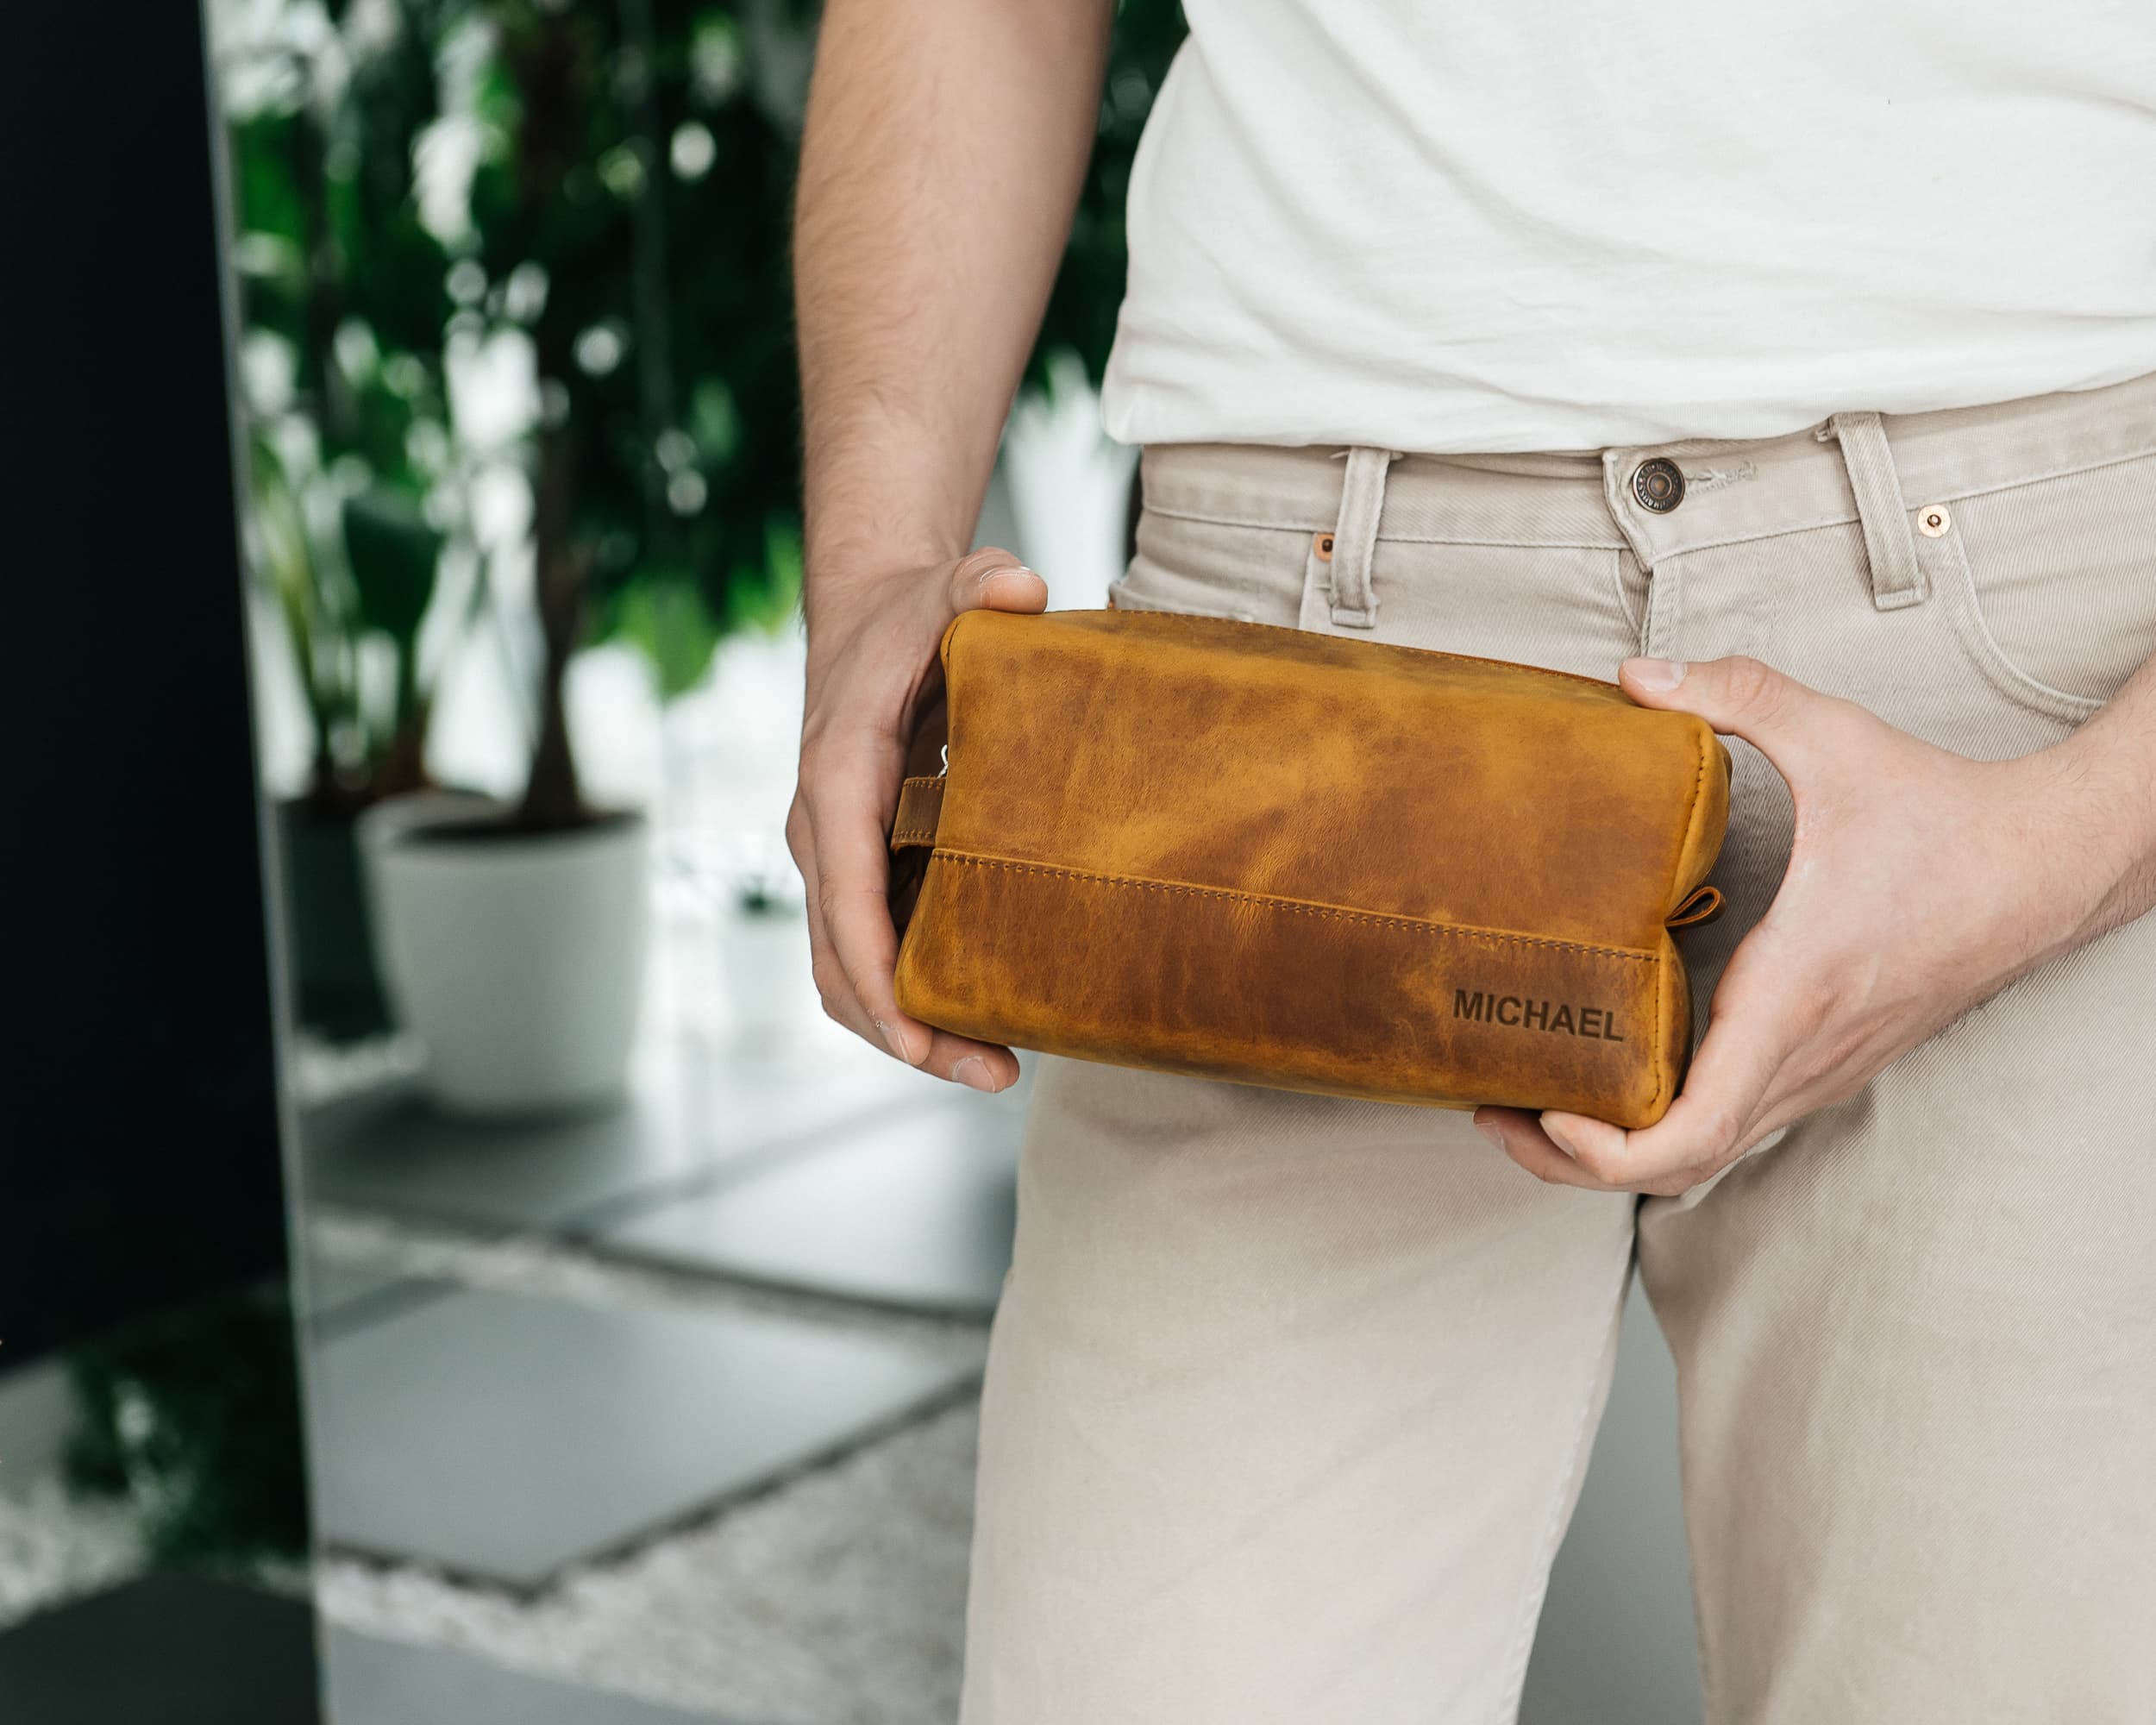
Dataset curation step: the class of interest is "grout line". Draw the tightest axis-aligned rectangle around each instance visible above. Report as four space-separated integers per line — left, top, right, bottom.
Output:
304 1206 993 1349
314 1376 985 1606
558 1094 963 1240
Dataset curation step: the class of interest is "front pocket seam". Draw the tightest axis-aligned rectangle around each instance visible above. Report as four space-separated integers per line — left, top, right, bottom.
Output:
1934 530 2105 720
1908 442 2156 513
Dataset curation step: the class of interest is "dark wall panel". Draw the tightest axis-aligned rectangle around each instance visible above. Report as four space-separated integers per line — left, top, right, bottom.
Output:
0 2 291 1358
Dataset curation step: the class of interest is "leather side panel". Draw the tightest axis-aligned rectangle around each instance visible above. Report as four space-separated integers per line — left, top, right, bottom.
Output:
895 851 1681 1128
1668 733 1733 911
1655 928 1693 1112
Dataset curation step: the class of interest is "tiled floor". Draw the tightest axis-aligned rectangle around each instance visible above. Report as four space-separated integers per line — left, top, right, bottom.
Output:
326 1628 743 1724
302 1078 709 1234
321 1399 980 1725
304 1255 436 1335
310 1282 982 1587
596 1091 1024 1316
301 1030 943 1238
293 1001 1012 1719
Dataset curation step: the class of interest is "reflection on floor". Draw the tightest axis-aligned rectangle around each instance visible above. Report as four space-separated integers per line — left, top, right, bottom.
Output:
298 1008 1022 1723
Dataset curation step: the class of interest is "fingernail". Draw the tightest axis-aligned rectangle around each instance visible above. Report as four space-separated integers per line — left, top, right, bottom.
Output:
952 1056 1000 1093
875 1019 910 1063
1626 657 1688 692
1542 1120 1581 1159
1475 1120 1506 1151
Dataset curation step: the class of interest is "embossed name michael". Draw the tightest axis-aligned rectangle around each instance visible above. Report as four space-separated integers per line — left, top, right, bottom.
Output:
1453 990 1625 1042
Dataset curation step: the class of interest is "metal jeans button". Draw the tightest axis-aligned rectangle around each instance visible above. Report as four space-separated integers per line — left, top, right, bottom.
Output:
1632 457 1685 513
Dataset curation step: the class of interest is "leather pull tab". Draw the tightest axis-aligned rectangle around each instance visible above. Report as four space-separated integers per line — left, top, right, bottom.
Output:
889 775 946 852
1666 884 1724 929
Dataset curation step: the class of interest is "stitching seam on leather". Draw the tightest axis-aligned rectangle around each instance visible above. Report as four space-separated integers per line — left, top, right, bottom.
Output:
891 825 937 846
1670 726 1713 912
932 851 1658 963
1650 728 1714 1113
1651 933 1668 1115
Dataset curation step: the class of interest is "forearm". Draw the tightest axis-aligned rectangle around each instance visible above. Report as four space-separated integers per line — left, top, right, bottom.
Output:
2049 646 2156 936
793 0 1112 614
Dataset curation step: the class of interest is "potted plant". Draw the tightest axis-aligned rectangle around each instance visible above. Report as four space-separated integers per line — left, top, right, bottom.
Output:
221 0 1185 1107
217 1 470 1037
342 0 805 1113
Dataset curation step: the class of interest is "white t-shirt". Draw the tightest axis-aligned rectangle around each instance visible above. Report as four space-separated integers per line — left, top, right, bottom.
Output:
1100 1 2156 453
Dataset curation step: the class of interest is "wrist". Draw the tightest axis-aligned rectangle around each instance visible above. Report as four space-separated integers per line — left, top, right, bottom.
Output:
800 527 968 659
801 422 997 604
806 526 967 593
799 553 955 706
2021 722 2156 938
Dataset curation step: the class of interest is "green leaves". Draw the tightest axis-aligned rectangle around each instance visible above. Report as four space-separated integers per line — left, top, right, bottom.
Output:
341 486 444 649
605 566 723 702
219 0 1176 805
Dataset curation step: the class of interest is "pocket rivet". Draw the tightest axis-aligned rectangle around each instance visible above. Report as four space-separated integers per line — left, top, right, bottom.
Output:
1313 532 1335 561
1918 505 1952 537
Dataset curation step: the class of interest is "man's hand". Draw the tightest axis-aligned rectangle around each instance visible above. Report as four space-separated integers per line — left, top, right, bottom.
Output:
787 549 1047 1092
1476 654 2152 1196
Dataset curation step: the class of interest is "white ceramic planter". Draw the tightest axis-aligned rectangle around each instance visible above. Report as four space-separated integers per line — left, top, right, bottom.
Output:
357 791 651 1116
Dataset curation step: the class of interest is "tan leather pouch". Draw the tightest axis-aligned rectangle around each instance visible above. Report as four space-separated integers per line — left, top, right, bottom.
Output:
889 609 1729 1129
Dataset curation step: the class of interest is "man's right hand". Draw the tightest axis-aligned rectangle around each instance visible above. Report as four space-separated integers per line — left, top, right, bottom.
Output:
787 548 1048 1092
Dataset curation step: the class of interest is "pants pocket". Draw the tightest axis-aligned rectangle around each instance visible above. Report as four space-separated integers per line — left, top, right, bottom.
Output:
1927 452 2156 723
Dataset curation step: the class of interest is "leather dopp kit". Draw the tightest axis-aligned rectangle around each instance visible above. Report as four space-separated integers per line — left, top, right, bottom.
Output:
889 610 1730 1129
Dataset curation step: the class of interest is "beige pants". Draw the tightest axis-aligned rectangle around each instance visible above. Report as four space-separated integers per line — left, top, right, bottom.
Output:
961 374 2156 1724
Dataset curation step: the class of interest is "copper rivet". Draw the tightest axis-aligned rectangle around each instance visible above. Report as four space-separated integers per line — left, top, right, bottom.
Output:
1918 505 1952 537
1314 532 1334 561
1631 457 1686 514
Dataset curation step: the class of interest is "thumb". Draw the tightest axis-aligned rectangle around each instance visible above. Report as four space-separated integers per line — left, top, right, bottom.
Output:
946 546 1049 617
1619 654 1851 778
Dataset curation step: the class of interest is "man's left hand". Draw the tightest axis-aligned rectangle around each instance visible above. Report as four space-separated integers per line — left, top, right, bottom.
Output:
1476 654 2137 1196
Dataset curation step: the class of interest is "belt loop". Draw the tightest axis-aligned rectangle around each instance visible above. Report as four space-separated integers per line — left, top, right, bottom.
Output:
1824 411 1927 611
1326 446 1398 629
1640 552 1683 661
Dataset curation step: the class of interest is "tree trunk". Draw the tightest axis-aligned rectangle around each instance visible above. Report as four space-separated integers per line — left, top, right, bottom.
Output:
517 425 590 832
